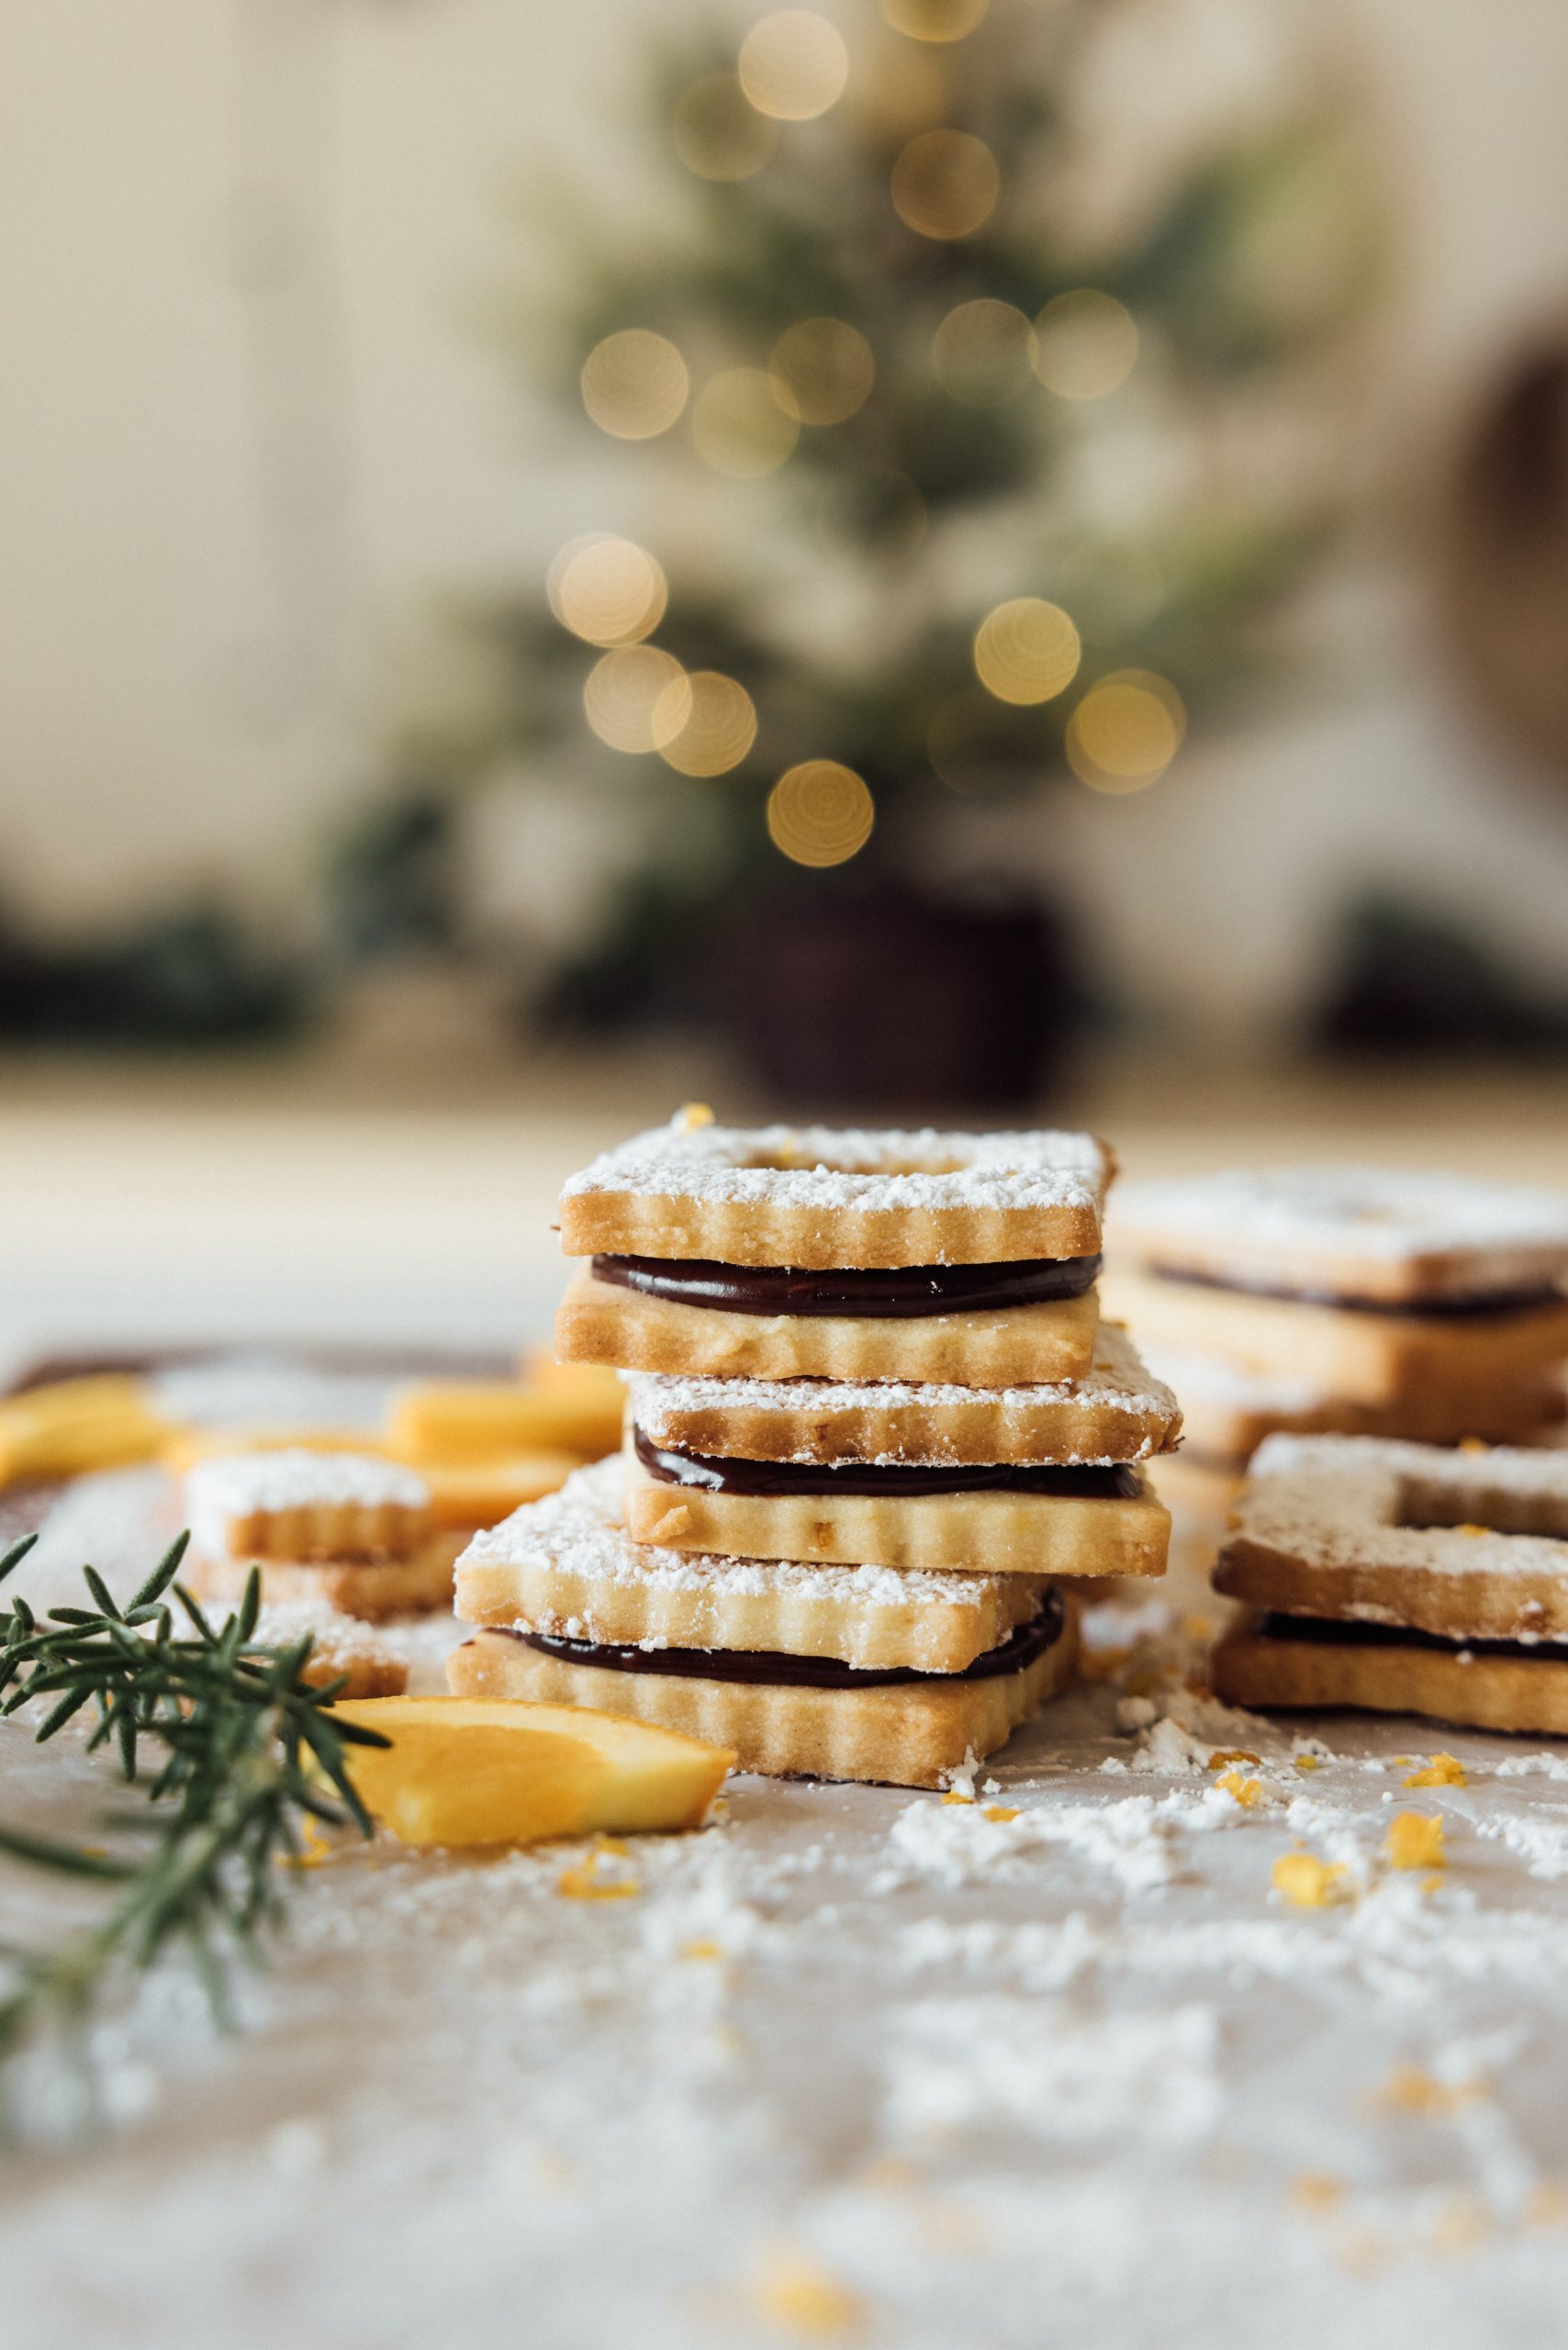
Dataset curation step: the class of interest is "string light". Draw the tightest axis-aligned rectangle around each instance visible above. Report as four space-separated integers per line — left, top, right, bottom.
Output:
692 367 800 476
583 647 691 753
973 599 1081 704
672 73 778 181
890 129 999 241
1066 669 1185 790
580 330 689 440
1034 290 1139 399
770 319 876 424
879 0 990 40
738 11 849 121
767 761 875 865
547 535 668 647
932 298 1035 406
658 671 759 775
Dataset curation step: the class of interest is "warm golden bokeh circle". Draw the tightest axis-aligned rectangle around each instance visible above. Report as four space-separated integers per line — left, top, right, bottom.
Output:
691 367 801 476
879 0 990 41
672 72 779 181
738 10 850 121
769 318 876 424
1066 669 1185 790
583 646 692 754
890 128 1000 241
973 598 1081 705
932 298 1036 406
844 37 948 142
547 535 668 646
580 330 689 440
1034 289 1139 400
766 761 875 865
658 671 759 776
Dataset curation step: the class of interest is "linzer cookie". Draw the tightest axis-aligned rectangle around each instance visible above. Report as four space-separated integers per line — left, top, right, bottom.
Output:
1106 1164 1568 1423
186 1449 461 1622
555 1112 1110 1388
454 1458 1051 1673
1211 1432 1568 1733
624 1320 1179 1469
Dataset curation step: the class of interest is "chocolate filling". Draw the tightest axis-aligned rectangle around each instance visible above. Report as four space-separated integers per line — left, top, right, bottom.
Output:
1260 1611 1568 1662
591 1252 1101 1318
632 1423 1141 1501
1148 1267 1566 1319
510 1587 1067 1689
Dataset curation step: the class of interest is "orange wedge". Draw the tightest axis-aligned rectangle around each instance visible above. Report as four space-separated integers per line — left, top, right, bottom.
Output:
0 1375 172 1486
329 1695 732 1847
415 1451 580 1531
386 1372 623 1464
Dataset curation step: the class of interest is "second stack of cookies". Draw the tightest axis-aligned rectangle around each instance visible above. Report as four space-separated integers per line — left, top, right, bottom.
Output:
450 1113 1181 1785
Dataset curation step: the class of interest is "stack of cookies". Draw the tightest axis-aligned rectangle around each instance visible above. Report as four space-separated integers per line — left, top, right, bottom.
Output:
1212 1433 1568 1737
185 1449 461 1623
448 1113 1180 1785
1103 1168 1568 1501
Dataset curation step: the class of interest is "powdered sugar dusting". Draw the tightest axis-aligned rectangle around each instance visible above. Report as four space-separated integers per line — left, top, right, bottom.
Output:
459 1457 1004 1608
1115 1164 1568 1294
185 1449 429 1557
626 1321 1178 1466
562 1116 1108 1214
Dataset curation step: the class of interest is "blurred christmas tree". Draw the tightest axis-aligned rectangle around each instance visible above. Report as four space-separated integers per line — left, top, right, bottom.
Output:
374 0 1376 1101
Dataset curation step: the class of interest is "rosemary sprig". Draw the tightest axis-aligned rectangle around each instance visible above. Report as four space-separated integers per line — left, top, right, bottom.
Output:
0 1529 391 2105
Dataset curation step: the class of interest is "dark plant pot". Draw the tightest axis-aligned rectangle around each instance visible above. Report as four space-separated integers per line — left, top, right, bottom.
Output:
720 883 1081 1114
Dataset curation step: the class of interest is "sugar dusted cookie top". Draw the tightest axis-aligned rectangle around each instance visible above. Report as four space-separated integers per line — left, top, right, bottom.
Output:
186 1448 431 1561
624 1320 1180 1467
1114 1165 1568 1304
461 1456 1018 1610
558 1111 1112 1270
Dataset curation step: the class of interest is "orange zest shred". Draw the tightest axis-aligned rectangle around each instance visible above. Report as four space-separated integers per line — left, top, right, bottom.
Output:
941 1789 974 1807
1207 1748 1261 1770
557 1843 641 1900
1272 1851 1347 1908
752 2246 866 2340
1385 1811 1445 1872
1217 1769 1263 1807
1404 1752 1466 1789
682 1938 724 1962
983 1805 1019 1823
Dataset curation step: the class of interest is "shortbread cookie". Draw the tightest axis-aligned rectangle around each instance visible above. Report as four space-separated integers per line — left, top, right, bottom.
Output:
193 1537 462 1624
1212 1610 1568 1736
186 1449 434 1566
559 1113 1112 1270
1147 1348 1566 1465
1215 1432 1568 1641
251 1601 409 1697
556 1265 1099 1387
447 1595 1078 1788
1114 1164 1568 1304
622 1427 1170 1580
455 1458 1049 1672
624 1321 1179 1469
1102 1265 1568 1407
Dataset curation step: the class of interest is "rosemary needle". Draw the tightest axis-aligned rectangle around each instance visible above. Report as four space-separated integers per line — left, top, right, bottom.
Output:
0 1529 391 2121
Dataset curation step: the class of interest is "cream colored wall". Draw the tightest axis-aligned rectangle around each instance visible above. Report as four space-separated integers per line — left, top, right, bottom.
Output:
2 0 1566 1027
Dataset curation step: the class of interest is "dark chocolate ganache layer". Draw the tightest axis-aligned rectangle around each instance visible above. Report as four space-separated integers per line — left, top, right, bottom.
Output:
511 1588 1067 1689
1260 1612 1568 1662
633 1424 1141 1501
591 1252 1102 1318
1149 1267 1567 1319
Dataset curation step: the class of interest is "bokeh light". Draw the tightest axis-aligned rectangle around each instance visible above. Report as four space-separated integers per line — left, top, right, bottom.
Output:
580 330 689 440
1033 290 1139 400
973 598 1081 704
691 367 801 476
879 0 990 39
890 129 1000 241
673 73 778 181
932 298 1036 406
658 670 759 775
548 535 668 646
844 39 947 141
766 761 875 865
770 318 876 425
1066 669 1185 790
738 11 850 122
583 646 691 754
